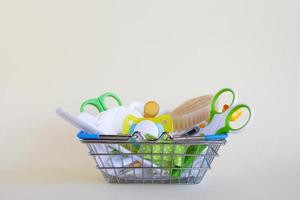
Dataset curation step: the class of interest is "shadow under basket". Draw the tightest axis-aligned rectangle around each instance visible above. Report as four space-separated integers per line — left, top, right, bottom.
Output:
78 133 226 184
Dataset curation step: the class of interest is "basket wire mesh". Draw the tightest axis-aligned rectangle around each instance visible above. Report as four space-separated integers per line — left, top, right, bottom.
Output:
79 134 225 184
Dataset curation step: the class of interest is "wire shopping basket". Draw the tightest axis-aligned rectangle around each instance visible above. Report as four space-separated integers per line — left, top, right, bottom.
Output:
78 131 226 184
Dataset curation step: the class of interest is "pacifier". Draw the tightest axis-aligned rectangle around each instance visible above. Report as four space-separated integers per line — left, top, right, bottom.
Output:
122 101 173 139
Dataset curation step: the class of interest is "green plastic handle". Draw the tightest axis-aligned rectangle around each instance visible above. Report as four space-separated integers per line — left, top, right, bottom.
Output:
209 88 235 123
80 98 103 113
80 92 122 112
215 104 252 134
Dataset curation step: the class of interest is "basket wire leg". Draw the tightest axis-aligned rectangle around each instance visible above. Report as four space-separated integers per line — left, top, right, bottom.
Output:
104 144 120 183
187 145 198 184
141 144 145 184
196 147 207 184
117 144 127 183
178 144 184 184
194 148 206 183
169 143 177 184
150 144 154 184
88 144 109 181
160 142 164 184
195 145 211 184
206 145 218 167
209 145 220 164
206 145 213 166
129 143 137 183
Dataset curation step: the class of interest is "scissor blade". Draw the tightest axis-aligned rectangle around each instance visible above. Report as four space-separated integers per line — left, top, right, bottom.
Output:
203 107 233 135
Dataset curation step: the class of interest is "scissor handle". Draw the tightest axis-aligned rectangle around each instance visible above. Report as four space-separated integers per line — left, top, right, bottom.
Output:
209 88 235 122
80 98 103 112
98 92 122 111
216 104 252 134
80 92 122 113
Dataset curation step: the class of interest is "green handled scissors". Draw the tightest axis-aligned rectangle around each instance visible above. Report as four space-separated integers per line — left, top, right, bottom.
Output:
202 88 252 135
214 104 252 134
80 92 122 113
172 88 253 177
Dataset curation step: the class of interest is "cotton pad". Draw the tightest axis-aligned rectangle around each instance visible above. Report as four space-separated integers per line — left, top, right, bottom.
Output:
96 106 142 135
129 101 145 115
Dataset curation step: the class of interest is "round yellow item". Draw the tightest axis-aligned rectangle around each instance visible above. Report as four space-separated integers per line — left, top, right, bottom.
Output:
144 101 159 118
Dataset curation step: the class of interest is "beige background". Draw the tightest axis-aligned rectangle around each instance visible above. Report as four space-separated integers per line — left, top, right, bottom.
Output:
0 0 299 199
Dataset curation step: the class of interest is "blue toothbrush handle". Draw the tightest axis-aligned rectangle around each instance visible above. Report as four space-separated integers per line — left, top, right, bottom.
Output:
77 131 131 140
77 131 100 140
204 134 228 140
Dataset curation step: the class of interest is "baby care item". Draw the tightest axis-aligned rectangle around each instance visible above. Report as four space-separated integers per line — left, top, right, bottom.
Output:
133 120 160 139
129 101 170 116
56 107 100 134
170 95 212 133
57 106 142 135
96 106 142 134
143 101 159 117
80 92 122 113
122 101 173 139
123 101 184 171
